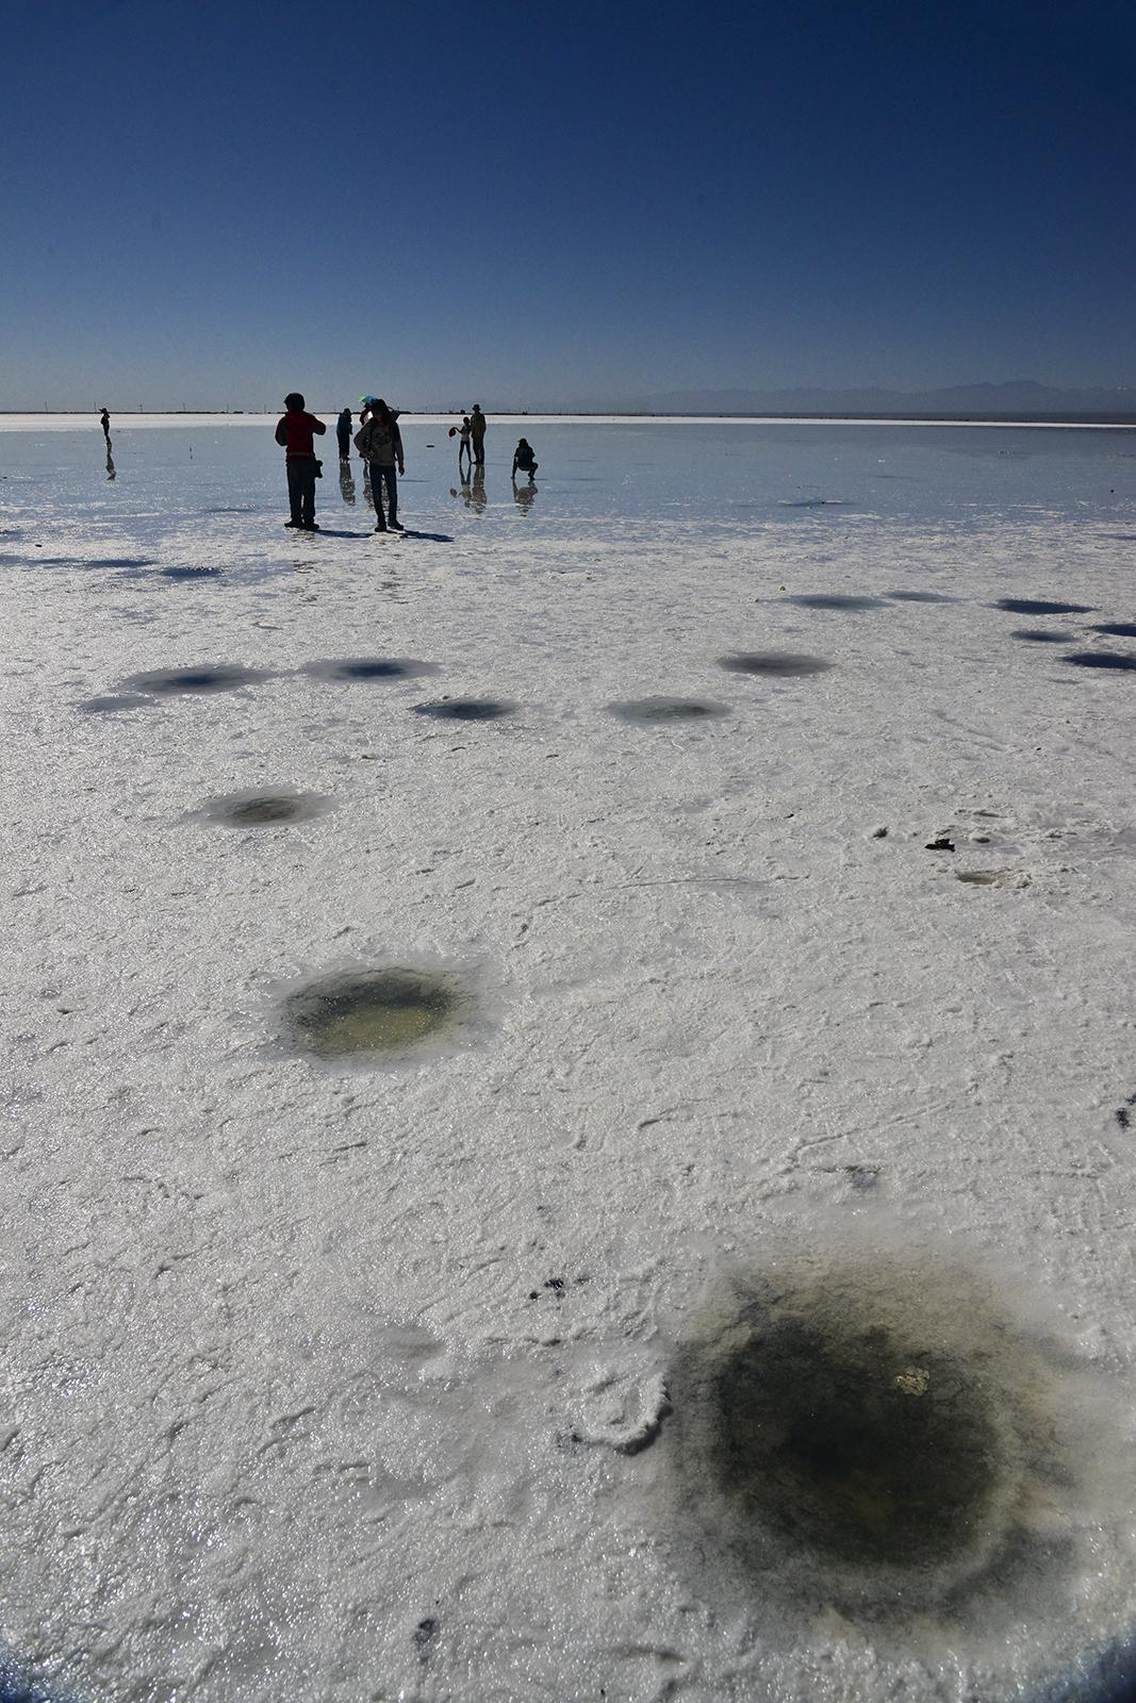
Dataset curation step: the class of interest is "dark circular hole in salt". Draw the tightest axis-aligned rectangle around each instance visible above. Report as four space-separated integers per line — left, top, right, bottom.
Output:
120 665 271 696
1011 629 1074 644
412 699 515 721
718 652 834 677
303 657 438 683
1063 651 1136 672
785 594 888 611
994 598 1095 616
205 791 330 827
608 697 728 723
285 968 464 1057
1092 623 1136 639
703 1310 1003 1569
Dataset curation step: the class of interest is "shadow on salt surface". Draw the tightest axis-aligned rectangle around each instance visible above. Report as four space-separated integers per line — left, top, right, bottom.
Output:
1063 652 1136 673
1012 630 1075 644
118 664 274 696
667 1247 1134 1690
785 593 889 611
718 651 833 677
159 565 222 580
302 656 439 683
995 598 1096 616
607 697 729 723
279 963 486 1065
779 498 857 509
196 789 331 827
1092 623 1136 639
412 698 516 721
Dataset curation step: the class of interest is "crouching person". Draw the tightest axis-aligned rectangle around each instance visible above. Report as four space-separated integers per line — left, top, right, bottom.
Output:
354 400 405 532
512 437 538 480
275 392 326 530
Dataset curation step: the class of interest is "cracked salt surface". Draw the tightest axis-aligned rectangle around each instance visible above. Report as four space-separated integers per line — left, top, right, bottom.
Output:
2 418 1136 1701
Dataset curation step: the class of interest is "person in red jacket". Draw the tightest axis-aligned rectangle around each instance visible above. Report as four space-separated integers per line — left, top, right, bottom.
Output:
274 392 327 530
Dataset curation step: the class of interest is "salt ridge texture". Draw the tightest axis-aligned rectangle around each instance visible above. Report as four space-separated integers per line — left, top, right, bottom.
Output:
1 422 1135 1701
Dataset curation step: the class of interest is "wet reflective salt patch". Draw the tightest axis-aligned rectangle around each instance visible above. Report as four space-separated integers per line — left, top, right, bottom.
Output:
0 1660 83 1703
1092 623 1136 639
119 664 274 696
994 598 1096 616
718 651 834 677
886 589 960 603
1012 629 1075 644
199 790 330 827
301 656 439 683
607 697 729 723
1063 652 1136 673
1040 1638 1136 1703
785 593 889 611
667 1253 1126 1652
412 698 516 721
282 966 474 1061
77 693 152 714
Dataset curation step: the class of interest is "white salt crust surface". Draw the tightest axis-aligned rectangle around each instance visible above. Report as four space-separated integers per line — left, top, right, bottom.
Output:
2 442 1136 1702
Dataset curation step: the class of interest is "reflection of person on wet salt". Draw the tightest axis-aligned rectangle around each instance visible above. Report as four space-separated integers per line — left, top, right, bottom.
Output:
513 478 536 512
470 466 487 514
105 445 116 482
338 458 356 505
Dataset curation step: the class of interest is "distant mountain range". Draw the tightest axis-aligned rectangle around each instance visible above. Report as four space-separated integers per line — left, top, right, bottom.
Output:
607 380 1136 421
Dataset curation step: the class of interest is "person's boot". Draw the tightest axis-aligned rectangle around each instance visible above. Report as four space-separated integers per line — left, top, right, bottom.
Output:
285 519 301 528
374 519 388 532
387 516 404 530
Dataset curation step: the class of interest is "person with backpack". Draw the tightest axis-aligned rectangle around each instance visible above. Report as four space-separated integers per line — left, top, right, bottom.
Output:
354 399 405 532
274 392 327 531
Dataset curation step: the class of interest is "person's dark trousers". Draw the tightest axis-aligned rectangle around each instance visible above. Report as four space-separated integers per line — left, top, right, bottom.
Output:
372 463 398 525
473 440 485 465
337 430 351 459
287 456 318 526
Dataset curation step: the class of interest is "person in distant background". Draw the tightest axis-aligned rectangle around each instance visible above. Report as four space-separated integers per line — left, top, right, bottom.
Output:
354 398 405 532
512 437 538 480
274 391 326 530
336 406 352 460
470 403 487 467
99 408 111 441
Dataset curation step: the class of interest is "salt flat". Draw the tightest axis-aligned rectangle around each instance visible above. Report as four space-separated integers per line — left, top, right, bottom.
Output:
1 420 1135 1702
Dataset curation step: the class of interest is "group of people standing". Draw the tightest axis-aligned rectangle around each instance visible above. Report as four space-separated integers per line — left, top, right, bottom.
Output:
275 394 536 532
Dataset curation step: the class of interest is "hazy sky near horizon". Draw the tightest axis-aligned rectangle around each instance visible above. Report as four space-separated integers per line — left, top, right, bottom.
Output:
3 0 1134 409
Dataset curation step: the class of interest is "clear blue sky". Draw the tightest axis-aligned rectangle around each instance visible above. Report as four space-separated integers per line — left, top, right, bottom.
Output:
3 0 1134 409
